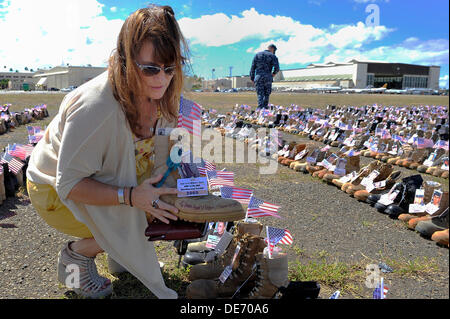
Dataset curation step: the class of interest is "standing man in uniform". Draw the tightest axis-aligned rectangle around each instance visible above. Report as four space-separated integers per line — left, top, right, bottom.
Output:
250 44 280 110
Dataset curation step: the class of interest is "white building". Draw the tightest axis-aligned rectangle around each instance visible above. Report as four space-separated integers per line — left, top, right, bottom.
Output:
33 66 106 90
0 71 37 90
273 60 441 90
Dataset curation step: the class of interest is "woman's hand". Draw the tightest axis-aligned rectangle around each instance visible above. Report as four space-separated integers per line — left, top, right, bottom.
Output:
131 174 179 224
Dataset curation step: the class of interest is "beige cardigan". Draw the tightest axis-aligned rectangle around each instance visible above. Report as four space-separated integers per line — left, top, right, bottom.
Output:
27 71 178 299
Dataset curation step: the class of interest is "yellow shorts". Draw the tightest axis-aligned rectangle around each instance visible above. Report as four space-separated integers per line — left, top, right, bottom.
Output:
26 180 93 238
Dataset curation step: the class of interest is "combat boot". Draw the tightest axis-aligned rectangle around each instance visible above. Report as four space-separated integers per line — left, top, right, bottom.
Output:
324 154 360 185
245 252 289 299
188 220 263 281
186 234 266 298
397 181 442 222
341 160 381 192
354 170 401 202
346 163 393 196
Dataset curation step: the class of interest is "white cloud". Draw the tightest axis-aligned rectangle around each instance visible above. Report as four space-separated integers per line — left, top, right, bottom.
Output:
110 6 117 13
180 8 446 69
321 38 449 66
439 75 449 88
179 8 394 65
179 8 307 47
0 0 124 70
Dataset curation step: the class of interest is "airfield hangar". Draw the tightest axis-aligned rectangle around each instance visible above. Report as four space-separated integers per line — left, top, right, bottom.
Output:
32 66 107 90
272 59 440 90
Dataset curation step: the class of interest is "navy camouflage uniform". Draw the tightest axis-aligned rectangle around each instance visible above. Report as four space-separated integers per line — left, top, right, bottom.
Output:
250 50 280 110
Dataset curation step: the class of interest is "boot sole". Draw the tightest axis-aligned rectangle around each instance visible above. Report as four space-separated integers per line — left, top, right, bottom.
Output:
161 194 246 223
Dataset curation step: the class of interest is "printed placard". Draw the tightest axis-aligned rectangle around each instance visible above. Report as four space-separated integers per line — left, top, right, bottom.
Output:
425 190 443 215
388 145 398 155
441 158 449 171
361 170 380 187
306 149 319 164
331 132 339 141
322 154 339 170
343 137 353 146
408 189 425 213
294 149 308 161
205 222 228 249
377 144 387 153
338 170 357 183
378 188 400 206
177 177 208 197
366 180 386 193
219 243 241 283
423 152 437 167
369 143 378 152
219 266 233 284
338 175 351 183
278 145 289 156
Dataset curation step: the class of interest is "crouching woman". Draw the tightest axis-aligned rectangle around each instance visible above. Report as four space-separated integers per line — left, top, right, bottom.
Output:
26 5 189 299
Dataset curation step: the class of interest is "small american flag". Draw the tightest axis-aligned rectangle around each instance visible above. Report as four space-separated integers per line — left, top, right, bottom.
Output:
267 226 293 245
0 153 24 175
381 129 391 139
373 278 389 299
415 137 432 149
197 159 216 175
434 140 449 151
246 196 281 219
392 135 404 142
8 144 32 161
206 170 234 188
178 96 202 137
220 186 253 205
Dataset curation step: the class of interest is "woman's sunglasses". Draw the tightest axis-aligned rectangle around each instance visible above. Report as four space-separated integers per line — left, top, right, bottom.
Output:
135 62 176 76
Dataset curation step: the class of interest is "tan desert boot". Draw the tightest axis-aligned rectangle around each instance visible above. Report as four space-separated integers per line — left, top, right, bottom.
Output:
188 220 263 281
246 252 289 299
186 234 266 298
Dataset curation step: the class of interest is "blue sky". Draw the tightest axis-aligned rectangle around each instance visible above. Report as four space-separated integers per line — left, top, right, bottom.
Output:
0 0 448 87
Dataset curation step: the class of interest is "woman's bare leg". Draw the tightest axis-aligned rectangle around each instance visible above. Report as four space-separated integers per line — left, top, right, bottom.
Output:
70 238 104 257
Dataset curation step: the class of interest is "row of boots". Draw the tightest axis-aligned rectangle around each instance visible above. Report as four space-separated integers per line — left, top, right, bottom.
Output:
0 161 28 205
185 220 289 299
250 136 449 248
0 104 49 134
184 220 320 299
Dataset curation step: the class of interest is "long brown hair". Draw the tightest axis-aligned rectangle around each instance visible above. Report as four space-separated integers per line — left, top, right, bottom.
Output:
108 5 189 137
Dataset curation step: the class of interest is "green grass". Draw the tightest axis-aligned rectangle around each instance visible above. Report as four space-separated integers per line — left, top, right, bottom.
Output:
288 259 365 296
361 220 377 228
380 255 439 279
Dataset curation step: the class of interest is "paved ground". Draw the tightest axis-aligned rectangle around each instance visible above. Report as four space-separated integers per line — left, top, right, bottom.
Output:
0 118 448 299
